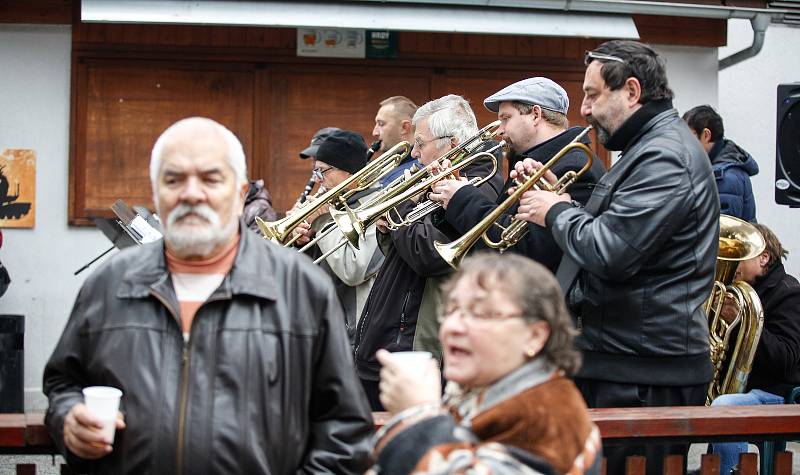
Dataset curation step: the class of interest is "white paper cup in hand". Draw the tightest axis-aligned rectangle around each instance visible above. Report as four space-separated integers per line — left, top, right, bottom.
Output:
386 351 433 380
82 386 122 442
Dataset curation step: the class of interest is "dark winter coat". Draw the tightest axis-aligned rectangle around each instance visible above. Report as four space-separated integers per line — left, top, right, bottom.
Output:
709 138 758 222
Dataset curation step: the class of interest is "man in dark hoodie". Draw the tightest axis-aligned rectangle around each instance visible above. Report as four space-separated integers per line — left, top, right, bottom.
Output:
683 104 759 222
429 77 605 271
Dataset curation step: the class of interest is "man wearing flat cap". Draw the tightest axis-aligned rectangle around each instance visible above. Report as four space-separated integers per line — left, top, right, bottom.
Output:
291 130 385 337
429 77 605 272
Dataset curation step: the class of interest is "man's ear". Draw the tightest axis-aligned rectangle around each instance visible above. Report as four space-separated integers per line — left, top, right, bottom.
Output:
400 119 413 135
700 128 713 144
624 76 642 106
530 105 543 125
238 181 249 214
760 251 771 268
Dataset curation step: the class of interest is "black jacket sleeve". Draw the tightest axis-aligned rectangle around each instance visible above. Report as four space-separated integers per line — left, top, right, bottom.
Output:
754 278 800 384
43 283 103 472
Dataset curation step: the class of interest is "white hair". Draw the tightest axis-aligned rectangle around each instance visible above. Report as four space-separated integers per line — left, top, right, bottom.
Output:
412 95 479 145
149 117 248 191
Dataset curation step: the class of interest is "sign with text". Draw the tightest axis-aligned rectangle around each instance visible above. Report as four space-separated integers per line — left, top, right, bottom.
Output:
366 30 398 59
297 28 366 58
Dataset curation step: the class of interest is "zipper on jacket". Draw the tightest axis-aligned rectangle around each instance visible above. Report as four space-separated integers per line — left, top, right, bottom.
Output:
148 289 191 475
175 341 191 475
395 291 411 345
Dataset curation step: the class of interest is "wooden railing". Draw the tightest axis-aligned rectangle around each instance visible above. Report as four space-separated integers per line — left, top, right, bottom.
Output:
2 405 799 474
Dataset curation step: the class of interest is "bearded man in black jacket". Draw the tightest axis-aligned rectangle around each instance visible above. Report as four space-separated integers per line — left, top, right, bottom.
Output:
429 77 605 271
353 94 504 411
514 40 720 474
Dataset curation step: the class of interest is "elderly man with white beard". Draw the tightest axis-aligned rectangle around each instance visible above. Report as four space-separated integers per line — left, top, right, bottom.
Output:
43 117 374 475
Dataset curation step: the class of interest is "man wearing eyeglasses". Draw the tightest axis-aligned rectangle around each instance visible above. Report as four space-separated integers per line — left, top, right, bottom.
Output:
428 77 606 271
290 130 385 338
353 95 504 410
514 41 719 474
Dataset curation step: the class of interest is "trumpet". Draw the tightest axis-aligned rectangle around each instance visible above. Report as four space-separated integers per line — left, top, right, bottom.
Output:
385 143 503 230
434 126 594 269
255 141 411 246
330 120 502 247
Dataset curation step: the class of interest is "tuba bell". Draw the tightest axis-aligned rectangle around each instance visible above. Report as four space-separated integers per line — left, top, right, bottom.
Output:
705 214 766 404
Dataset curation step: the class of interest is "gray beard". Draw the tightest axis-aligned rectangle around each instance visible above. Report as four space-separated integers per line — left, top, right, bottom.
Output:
163 203 237 258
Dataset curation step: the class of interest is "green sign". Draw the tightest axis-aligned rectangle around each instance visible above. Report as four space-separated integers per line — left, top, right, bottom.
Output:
366 30 398 59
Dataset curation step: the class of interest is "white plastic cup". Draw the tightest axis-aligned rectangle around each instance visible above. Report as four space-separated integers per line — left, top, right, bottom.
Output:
82 386 123 442
386 351 433 380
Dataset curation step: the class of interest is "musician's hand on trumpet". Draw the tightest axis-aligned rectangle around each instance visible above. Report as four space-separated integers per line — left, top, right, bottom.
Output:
376 217 390 234
429 177 469 210
290 221 315 247
512 158 570 227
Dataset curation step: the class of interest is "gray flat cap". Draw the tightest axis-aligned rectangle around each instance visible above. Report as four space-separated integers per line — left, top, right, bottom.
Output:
299 126 341 159
483 77 569 115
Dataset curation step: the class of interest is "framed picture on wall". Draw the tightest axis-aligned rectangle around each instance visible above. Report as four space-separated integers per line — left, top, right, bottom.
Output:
0 149 35 228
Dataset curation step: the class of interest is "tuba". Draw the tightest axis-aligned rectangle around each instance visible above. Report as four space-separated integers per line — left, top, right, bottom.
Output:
706 215 766 404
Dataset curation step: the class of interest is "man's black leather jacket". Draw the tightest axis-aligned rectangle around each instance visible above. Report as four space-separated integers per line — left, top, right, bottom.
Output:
546 104 719 386
43 225 374 474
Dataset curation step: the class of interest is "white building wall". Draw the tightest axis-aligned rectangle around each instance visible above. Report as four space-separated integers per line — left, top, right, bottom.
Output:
719 20 800 277
0 25 112 411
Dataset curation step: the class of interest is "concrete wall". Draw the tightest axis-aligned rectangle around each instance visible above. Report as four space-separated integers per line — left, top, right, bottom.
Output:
0 25 112 411
718 20 800 277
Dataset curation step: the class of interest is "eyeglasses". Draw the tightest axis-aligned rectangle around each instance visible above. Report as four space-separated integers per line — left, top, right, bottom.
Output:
413 135 453 150
313 166 334 180
437 304 523 324
584 50 625 66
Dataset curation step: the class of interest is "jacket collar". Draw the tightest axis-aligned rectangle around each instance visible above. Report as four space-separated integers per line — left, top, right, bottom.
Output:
118 221 278 303
708 139 725 161
515 126 590 166
605 99 673 151
445 357 557 424
754 261 787 295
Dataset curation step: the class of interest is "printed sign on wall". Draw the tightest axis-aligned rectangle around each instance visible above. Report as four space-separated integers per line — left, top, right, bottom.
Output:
297 28 366 58
0 149 36 228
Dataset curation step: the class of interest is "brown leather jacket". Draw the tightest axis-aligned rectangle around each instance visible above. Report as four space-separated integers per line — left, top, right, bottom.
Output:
43 224 374 474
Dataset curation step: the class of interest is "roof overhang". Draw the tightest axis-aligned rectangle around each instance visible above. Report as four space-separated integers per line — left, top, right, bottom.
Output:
81 0 641 39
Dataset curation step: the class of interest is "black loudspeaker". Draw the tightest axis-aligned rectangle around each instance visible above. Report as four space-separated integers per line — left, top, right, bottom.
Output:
775 82 800 206
0 314 24 413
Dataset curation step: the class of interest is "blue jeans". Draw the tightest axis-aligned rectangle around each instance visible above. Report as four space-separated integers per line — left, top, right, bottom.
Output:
710 389 785 474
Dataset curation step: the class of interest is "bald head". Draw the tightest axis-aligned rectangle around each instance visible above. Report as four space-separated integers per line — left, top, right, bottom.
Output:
150 117 247 193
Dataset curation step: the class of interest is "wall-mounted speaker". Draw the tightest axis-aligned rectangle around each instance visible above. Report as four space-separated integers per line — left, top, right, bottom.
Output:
775 82 800 207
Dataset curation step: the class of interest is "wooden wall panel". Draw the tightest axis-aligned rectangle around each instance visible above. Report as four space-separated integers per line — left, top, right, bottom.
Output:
263 65 432 213
70 60 255 224
0 0 73 24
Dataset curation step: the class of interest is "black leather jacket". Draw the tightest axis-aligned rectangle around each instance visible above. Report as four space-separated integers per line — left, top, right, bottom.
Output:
43 225 374 474
546 102 719 386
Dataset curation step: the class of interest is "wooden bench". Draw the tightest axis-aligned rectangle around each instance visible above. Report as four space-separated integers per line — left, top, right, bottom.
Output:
3 405 799 474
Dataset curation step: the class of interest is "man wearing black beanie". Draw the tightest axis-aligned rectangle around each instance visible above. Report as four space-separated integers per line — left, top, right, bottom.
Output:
291 130 385 338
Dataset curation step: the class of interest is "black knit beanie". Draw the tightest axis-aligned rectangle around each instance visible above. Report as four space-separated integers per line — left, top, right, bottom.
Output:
315 130 368 174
